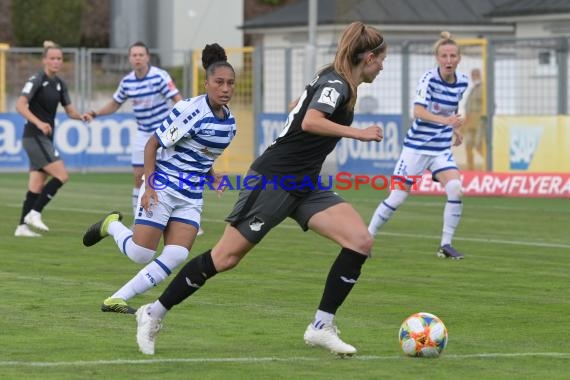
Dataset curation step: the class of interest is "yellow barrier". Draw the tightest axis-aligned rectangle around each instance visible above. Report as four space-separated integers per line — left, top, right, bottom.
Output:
493 116 570 172
0 43 9 112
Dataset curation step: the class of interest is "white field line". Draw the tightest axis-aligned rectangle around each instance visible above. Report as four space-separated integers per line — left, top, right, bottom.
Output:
4 204 569 250
1 352 569 367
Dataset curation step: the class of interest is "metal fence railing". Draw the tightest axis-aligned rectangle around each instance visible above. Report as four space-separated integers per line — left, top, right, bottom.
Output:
1 37 569 173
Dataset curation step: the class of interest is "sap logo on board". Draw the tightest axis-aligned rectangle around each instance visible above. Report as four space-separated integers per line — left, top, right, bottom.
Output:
509 126 543 170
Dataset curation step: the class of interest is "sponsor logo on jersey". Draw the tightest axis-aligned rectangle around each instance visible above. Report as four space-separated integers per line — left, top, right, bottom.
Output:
22 82 33 94
416 88 426 101
166 125 179 142
42 81 49 87
317 87 340 108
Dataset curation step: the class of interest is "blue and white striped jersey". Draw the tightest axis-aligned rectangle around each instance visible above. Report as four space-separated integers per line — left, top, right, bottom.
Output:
113 66 180 133
403 67 468 155
154 95 236 201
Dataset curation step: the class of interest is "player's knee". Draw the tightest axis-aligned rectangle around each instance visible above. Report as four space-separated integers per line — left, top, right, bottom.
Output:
157 245 189 270
128 243 156 264
57 174 69 184
445 179 463 200
386 189 409 209
212 251 242 272
349 228 374 254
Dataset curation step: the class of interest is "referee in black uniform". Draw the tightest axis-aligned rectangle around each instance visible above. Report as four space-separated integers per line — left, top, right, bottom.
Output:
14 41 86 237
135 22 387 357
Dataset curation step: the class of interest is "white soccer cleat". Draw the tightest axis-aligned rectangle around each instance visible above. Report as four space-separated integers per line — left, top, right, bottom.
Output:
303 323 357 357
136 304 162 355
24 210 49 231
197 227 204 236
14 224 42 237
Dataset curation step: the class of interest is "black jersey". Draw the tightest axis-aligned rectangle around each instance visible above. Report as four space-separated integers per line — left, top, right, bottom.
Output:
251 67 353 196
20 70 72 140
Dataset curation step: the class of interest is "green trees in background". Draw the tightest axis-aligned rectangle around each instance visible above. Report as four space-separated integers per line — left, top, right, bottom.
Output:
12 0 85 47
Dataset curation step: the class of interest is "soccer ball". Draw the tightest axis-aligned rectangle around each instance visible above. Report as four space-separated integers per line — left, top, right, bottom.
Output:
399 312 448 358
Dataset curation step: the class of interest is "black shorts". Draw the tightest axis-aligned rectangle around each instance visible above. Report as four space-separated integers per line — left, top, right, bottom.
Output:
225 171 345 244
23 135 61 171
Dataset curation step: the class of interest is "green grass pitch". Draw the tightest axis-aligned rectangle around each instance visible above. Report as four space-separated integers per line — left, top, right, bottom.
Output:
0 173 569 379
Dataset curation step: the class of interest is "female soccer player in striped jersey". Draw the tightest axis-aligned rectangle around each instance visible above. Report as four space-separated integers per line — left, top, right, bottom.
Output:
368 31 467 259
82 44 236 314
83 42 183 218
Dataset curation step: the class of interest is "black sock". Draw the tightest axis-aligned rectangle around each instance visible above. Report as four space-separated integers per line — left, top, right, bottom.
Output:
33 178 63 212
158 250 218 310
318 247 368 314
19 191 40 224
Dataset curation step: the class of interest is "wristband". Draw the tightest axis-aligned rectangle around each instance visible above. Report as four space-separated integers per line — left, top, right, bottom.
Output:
89 110 97 118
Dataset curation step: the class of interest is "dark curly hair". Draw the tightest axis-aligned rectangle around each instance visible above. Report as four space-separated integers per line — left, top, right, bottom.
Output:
202 43 234 77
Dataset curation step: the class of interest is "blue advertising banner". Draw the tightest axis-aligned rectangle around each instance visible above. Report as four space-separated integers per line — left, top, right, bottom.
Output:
256 113 403 175
0 113 137 171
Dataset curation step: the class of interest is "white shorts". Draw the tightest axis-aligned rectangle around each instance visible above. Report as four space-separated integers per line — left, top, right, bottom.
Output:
131 130 154 166
394 147 458 184
134 182 203 230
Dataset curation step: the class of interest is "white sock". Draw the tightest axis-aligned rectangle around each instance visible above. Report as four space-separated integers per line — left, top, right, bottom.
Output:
110 224 155 264
312 310 334 329
112 261 164 301
441 201 462 246
148 300 168 320
132 187 140 218
441 179 463 246
112 245 189 301
108 220 129 237
368 190 408 236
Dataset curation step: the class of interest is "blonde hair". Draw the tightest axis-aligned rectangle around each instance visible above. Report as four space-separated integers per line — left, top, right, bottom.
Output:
42 40 61 57
331 21 385 109
433 31 459 55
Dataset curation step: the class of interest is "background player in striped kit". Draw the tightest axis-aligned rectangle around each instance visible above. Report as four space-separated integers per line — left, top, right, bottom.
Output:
82 41 183 220
14 41 87 237
368 31 467 259
81 43 236 314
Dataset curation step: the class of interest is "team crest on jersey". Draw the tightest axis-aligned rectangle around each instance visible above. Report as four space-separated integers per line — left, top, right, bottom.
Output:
249 217 265 232
56 83 61 91
318 87 340 108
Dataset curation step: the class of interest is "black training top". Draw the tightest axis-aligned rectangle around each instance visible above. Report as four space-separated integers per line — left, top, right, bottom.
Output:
20 70 72 140
251 66 353 196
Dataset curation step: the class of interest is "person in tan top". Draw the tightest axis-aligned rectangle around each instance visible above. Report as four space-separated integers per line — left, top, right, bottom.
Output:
464 68 486 170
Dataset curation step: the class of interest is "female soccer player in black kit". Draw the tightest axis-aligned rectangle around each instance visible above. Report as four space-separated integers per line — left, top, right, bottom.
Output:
14 41 86 237
135 23 387 356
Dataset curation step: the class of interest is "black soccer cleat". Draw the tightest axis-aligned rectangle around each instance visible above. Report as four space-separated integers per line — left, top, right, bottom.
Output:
82 211 123 247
